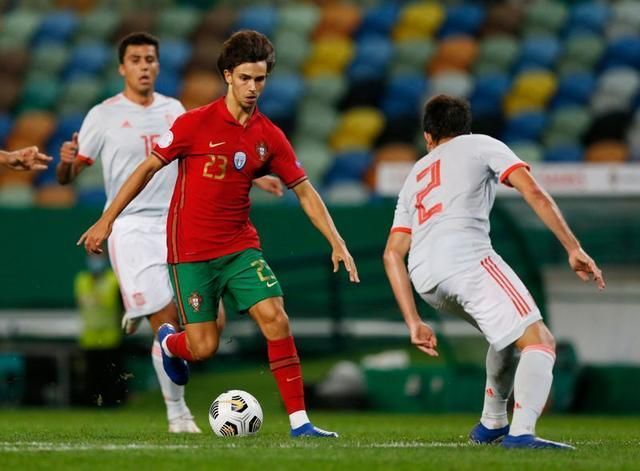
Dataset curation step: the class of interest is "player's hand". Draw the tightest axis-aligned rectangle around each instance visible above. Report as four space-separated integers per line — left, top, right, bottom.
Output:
77 218 113 254
331 243 360 283
6 146 52 171
410 321 438 357
253 175 283 197
60 132 79 164
568 247 605 290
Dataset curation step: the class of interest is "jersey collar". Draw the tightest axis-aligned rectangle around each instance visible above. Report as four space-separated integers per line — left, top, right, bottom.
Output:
215 96 261 127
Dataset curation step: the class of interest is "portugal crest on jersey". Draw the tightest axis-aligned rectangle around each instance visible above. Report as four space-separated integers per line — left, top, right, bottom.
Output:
255 141 268 161
188 292 203 312
233 151 247 170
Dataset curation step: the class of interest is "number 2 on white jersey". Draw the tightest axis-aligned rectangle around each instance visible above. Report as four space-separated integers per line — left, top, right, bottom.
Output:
415 159 443 225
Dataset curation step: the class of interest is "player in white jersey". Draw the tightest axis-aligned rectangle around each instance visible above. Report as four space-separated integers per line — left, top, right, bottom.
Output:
384 95 605 449
56 33 282 433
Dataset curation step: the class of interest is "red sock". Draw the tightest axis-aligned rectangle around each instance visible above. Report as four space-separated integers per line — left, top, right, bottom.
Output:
165 331 195 362
268 336 305 414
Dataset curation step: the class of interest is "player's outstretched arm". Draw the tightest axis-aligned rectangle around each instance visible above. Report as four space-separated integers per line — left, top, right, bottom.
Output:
0 146 52 171
292 180 360 283
383 231 438 356
56 132 90 184
508 167 605 290
78 154 165 254
253 175 283 196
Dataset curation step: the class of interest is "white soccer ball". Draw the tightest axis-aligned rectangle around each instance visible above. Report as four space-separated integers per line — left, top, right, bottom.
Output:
208 389 263 437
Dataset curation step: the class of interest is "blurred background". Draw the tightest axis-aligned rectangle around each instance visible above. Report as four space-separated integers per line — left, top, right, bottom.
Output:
0 0 638 417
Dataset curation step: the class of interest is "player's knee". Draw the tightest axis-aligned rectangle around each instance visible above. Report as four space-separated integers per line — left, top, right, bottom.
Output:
262 307 291 338
190 337 219 361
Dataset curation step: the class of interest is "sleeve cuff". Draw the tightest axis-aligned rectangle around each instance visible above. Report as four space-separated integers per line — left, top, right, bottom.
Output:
500 162 530 187
76 154 94 166
151 150 170 165
286 175 308 189
390 227 412 235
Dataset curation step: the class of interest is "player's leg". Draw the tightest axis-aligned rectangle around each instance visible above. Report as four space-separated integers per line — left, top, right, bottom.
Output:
469 344 517 444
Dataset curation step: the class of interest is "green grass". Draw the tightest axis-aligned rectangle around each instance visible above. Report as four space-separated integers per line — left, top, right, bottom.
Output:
1 360 639 470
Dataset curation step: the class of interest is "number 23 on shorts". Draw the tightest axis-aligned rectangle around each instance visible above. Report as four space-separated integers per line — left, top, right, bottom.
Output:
251 259 278 287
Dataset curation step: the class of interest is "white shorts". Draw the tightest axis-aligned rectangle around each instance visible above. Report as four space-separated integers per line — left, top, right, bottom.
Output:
419 252 542 351
107 214 174 320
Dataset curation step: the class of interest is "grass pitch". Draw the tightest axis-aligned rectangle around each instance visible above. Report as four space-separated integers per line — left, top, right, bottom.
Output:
1 360 639 470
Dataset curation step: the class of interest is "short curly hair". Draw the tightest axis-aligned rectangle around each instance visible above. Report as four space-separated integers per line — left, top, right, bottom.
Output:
217 30 275 77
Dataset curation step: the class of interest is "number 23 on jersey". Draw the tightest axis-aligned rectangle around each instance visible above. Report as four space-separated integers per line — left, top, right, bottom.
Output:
415 159 442 225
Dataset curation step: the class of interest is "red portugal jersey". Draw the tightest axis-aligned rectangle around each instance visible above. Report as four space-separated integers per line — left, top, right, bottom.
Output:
152 98 307 264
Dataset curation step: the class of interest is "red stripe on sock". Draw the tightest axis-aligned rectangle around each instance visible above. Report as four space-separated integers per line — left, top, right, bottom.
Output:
268 336 305 414
481 258 526 316
166 331 195 362
522 344 556 359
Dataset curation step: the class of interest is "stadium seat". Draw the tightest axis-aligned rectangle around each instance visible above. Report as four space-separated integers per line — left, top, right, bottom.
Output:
234 6 278 38
278 4 319 36
19 75 61 112
303 37 355 77
439 4 485 38
366 142 419 190
313 3 362 39
154 71 181 98
474 35 519 75
75 9 120 42
189 36 223 72
514 36 560 72
34 185 76 208
610 0 640 37
429 36 478 74
504 70 557 115
600 36 640 71
76 188 107 207
503 111 547 142
156 6 200 39
65 42 110 79
196 7 236 42
509 141 543 163
293 139 333 184
471 73 511 117
565 2 610 36
523 1 568 35
428 71 473 99
357 3 400 39
392 2 444 41
559 40 603 76
57 76 103 115
482 3 524 37
330 107 385 152
583 111 632 146
180 71 224 111
585 140 629 162
32 11 78 46
0 10 42 47
159 40 192 74
113 12 155 44
324 181 370 205
0 182 35 208
324 150 373 186
0 75 21 112
347 36 392 83
296 100 339 142
274 31 310 74
305 74 347 104
0 46 29 78
7 111 57 148
380 74 427 119
543 105 592 146
551 72 596 108
543 143 584 162
30 42 69 76
390 39 435 76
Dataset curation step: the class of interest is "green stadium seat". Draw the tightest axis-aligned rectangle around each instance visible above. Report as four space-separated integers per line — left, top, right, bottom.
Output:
543 106 592 147
30 43 69 76
57 76 103 115
390 39 435 76
273 31 310 74
18 75 61 112
101 72 123 101
428 71 473 99
474 35 519 75
156 6 200 39
75 9 120 42
305 74 347 104
296 100 339 143
510 141 543 163
557 33 605 74
278 4 319 36
290 139 333 186
0 10 42 47
523 1 568 35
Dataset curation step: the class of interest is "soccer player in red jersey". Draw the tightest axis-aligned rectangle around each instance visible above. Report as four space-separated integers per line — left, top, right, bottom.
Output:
79 30 359 438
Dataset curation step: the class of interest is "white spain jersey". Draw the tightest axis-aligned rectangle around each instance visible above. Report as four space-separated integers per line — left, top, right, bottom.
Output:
391 134 529 293
77 92 185 218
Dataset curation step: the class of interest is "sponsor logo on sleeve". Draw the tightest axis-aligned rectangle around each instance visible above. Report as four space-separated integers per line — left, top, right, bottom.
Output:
157 131 173 149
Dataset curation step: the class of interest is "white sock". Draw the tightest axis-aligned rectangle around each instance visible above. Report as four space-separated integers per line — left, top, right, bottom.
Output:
289 410 310 429
152 340 190 421
480 345 517 429
510 346 555 437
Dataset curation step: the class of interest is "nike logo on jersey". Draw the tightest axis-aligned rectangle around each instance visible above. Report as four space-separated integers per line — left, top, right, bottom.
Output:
266 280 278 288
209 141 226 148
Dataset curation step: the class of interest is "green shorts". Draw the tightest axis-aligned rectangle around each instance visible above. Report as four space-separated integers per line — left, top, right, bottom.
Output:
169 248 283 325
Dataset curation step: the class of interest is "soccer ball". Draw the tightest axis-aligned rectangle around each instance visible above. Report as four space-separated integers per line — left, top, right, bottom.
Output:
208 389 263 437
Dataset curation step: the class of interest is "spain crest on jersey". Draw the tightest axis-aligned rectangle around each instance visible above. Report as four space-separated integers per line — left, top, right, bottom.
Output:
255 141 268 161
188 292 203 312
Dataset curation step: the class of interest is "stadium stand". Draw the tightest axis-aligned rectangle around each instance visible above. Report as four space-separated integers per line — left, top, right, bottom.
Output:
0 0 639 207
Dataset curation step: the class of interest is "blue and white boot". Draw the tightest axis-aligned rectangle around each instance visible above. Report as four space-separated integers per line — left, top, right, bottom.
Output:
469 423 510 444
502 434 575 450
157 323 190 386
291 423 339 438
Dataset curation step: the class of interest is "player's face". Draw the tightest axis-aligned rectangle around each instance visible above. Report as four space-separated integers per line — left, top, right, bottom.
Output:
224 61 268 111
119 45 159 95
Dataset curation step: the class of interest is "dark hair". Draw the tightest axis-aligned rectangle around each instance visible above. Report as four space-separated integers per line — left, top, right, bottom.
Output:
217 30 275 77
422 94 472 142
117 32 160 64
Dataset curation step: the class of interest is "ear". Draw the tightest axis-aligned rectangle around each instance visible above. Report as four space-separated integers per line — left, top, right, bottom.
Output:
118 63 125 77
223 69 232 86
424 132 434 151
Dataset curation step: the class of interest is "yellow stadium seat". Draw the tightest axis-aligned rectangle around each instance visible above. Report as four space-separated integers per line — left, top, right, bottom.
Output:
303 36 354 77
503 71 557 115
393 2 445 41
330 107 385 151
